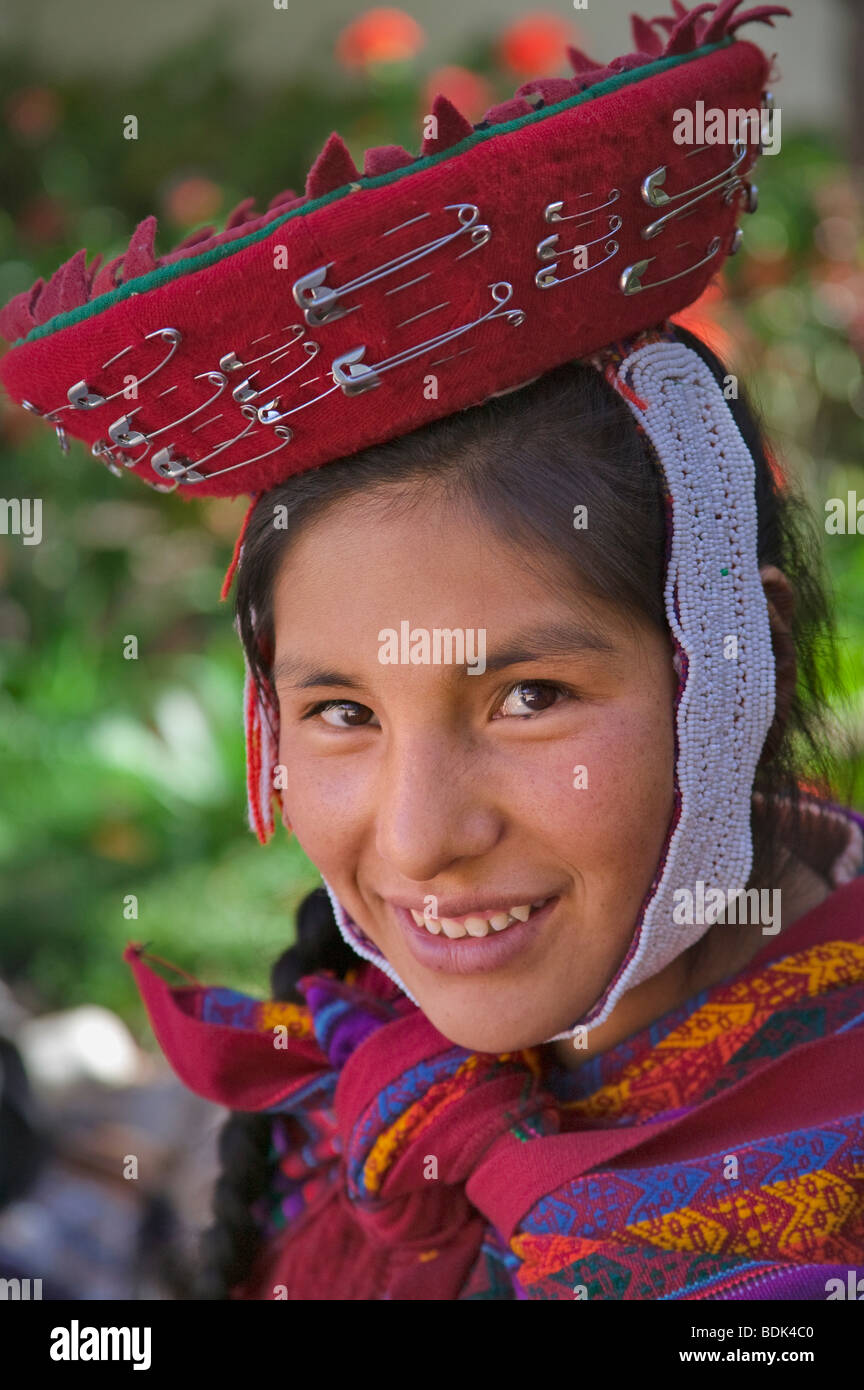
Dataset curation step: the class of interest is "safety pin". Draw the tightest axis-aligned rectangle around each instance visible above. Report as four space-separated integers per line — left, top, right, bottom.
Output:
535 238 619 290
331 281 525 396
229 341 320 409
90 439 128 477
152 426 293 486
641 141 748 209
63 328 183 412
537 215 622 262
641 176 746 240
184 427 294 485
619 236 722 296
21 398 72 455
107 371 228 448
91 436 153 475
544 190 620 224
151 411 263 481
292 203 491 327
218 324 306 374
253 376 340 425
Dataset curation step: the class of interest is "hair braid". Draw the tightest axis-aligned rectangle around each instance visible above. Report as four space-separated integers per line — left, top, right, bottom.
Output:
192 887 353 1299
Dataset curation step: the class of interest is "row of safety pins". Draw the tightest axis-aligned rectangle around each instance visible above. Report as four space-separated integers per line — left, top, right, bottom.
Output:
535 93 772 294
22 201 526 488
24 102 768 486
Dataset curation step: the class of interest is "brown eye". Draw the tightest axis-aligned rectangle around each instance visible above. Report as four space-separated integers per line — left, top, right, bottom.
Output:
498 682 562 717
314 701 378 728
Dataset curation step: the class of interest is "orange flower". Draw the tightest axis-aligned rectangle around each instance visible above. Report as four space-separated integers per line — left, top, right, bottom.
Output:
496 12 580 78
422 66 494 124
163 176 223 226
337 8 426 70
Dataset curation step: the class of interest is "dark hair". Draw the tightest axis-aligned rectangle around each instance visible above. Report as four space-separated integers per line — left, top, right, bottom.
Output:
193 324 845 1298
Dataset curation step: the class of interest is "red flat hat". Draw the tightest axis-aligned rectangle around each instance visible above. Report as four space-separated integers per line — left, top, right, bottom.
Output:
0 0 787 501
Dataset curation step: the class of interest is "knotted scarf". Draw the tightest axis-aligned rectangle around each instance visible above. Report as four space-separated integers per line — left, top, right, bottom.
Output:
125 865 864 1301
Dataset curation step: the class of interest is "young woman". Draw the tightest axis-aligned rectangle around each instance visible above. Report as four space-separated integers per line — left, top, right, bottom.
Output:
3 0 861 1301
156 324 859 1300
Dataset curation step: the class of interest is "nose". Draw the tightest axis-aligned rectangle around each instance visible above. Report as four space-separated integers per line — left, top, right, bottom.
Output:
374 730 504 881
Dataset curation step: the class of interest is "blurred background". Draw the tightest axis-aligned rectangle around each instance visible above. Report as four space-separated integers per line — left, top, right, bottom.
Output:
0 0 862 1297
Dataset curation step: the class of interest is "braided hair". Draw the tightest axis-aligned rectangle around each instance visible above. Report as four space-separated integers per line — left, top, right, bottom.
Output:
192 887 357 1299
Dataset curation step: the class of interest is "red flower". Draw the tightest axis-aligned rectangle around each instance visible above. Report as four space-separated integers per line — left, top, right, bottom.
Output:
421 66 494 124
337 8 426 70
4 86 61 140
496 13 580 78
17 194 67 245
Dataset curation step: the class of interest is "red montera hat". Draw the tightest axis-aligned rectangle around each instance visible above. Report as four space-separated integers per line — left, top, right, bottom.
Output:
0 0 785 502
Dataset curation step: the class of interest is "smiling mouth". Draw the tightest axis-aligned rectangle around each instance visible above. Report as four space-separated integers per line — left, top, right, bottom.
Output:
408 896 555 939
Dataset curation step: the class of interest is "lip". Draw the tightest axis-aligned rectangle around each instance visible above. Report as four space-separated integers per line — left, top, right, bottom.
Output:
393 896 559 975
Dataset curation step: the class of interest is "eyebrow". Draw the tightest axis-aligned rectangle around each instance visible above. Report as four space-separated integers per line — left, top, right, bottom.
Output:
481 619 619 673
271 619 619 689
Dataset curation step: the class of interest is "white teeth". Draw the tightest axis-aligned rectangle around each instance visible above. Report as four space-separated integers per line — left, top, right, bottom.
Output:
409 898 550 937
464 915 490 937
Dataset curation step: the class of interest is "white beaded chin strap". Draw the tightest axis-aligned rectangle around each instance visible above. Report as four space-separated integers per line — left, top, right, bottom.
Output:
320 338 777 1041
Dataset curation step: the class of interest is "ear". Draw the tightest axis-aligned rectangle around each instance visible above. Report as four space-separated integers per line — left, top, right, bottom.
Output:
759 564 796 762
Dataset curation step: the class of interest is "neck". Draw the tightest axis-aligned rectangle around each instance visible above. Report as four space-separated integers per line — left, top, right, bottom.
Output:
547 821 840 1073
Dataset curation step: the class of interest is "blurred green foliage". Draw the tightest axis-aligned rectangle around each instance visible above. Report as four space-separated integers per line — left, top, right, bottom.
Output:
0 24 862 1033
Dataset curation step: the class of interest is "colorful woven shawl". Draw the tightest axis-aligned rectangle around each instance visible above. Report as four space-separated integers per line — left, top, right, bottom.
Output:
125 866 864 1300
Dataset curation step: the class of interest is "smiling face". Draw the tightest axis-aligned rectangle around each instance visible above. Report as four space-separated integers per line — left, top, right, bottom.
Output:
271 483 678 1053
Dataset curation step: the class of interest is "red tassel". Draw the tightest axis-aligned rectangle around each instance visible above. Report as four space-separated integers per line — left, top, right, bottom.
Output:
121 215 158 283
171 225 216 252
0 288 33 342
91 253 125 298
363 144 415 177
244 662 268 845
603 359 649 412
224 196 257 230
630 14 664 56
305 132 360 199
721 4 791 38
266 187 301 211
480 96 535 125
33 250 88 325
421 94 474 157
516 77 580 103
85 252 103 295
663 3 715 54
220 492 260 601
565 45 604 74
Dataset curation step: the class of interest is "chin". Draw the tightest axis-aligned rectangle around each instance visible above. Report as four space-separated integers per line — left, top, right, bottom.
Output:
420 1005 568 1056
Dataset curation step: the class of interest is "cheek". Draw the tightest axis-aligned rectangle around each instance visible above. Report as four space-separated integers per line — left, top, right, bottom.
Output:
276 728 369 863
510 696 676 879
